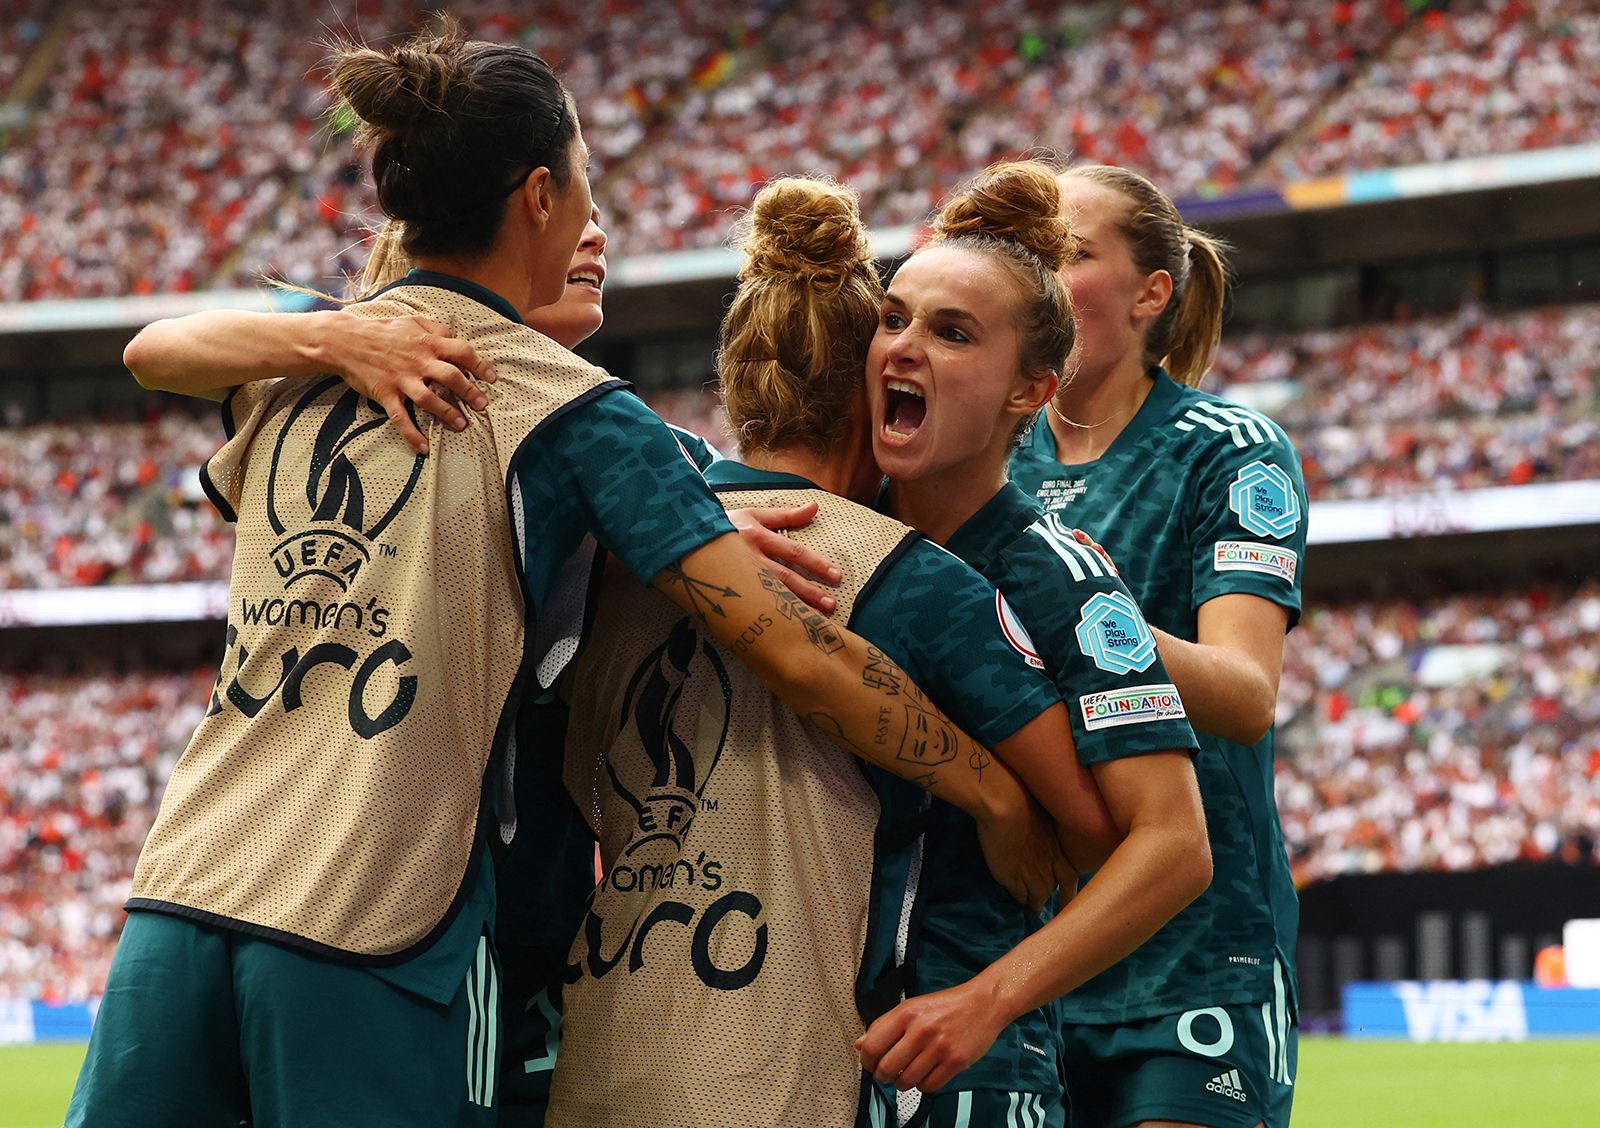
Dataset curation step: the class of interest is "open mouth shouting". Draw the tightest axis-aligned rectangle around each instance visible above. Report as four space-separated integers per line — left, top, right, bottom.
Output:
881 378 927 445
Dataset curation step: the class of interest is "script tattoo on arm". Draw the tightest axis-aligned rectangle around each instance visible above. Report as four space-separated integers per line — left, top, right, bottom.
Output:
759 568 845 656
862 644 992 781
660 562 740 626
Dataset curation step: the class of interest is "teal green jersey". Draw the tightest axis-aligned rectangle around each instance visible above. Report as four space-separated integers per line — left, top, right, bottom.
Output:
702 465 1063 753
667 423 724 471
912 483 1199 1092
1009 366 1308 1023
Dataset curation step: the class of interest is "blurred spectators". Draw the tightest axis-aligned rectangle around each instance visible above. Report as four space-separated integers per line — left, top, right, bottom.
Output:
0 668 210 1004
5 0 1598 297
0 301 1596 589
0 406 230 588
1275 0 1600 180
5 585 1596 1000
1276 583 1600 882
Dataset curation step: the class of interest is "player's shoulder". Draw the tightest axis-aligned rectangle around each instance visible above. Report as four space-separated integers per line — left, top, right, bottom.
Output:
1010 510 1120 590
1162 381 1297 461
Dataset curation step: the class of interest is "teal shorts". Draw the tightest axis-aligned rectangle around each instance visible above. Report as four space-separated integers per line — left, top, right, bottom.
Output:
1059 972 1297 1128
498 974 563 1127
893 1087 1064 1128
66 910 502 1128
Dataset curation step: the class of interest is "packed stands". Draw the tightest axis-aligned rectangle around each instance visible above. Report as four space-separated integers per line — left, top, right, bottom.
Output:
0 669 211 1004
1 300 1595 589
2 2 1599 298
1211 302 1600 499
0 407 229 589
1274 0 1600 180
1276 583 1600 883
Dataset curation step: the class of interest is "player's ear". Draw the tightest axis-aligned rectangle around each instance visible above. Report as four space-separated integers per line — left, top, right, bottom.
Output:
1134 269 1173 324
519 168 555 233
1009 367 1059 419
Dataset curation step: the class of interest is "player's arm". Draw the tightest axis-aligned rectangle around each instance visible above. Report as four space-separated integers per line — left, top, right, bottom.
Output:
1152 595 1287 744
125 309 490 452
989 705 1118 872
649 535 1063 911
857 750 1209 1092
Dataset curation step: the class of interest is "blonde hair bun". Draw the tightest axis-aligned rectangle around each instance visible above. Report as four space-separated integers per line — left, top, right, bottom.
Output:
737 177 872 290
933 160 1075 273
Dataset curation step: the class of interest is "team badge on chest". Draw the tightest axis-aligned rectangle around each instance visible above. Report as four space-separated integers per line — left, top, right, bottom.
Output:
1075 590 1159 674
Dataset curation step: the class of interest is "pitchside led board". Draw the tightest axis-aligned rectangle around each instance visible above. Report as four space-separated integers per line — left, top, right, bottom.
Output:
1346 919 1600 1042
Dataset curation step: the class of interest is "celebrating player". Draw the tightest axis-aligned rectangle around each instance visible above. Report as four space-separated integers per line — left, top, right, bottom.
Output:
534 176 1116 1128
1000 164 1308 1128
854 161 1213 1127
68 23 1022 1128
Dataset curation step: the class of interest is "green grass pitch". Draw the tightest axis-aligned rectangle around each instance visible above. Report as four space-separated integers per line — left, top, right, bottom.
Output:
4 1037 1598 1126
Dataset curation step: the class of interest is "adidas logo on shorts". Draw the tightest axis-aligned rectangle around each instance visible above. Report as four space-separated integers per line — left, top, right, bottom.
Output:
1206 1068 1247 1102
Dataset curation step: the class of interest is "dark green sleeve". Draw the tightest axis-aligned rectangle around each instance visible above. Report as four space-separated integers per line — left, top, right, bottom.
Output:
508 389 734 609
853 540 1061 748
1000 534 1199 767
1186 413 1308 629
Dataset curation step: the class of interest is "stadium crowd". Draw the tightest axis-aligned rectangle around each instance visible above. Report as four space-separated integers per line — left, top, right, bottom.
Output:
1275 0 1600 179
0 668 210 1005
1211 302 1600 499
1 299 1595 588
1275 583 1600 883
1 1 1598 299
4 584 1595 1001
0 408 230 589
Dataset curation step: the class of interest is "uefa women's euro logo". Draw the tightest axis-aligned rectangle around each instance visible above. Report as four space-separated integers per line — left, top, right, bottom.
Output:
265 379 425 591
611 618 734 862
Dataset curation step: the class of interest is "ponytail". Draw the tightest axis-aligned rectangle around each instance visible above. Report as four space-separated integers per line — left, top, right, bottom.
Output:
1163 227 1230 388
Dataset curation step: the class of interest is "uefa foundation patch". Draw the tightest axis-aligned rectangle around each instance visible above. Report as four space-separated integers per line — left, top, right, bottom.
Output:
1228 460 1301 539
1080 684 1186 730
1213 540 1298 584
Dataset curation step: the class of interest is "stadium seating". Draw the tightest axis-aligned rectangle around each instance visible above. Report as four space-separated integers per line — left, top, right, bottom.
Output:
1276 583 1600 883
1 300 1595 588
0 669 211 1004
1273 0 1600 180
1 2 1598 298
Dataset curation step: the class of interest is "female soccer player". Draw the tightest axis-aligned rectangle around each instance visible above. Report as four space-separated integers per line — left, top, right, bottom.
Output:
537 176 1117 1128
853 161 1213 1128
68 23 1020 1128
1004 165 1307 1128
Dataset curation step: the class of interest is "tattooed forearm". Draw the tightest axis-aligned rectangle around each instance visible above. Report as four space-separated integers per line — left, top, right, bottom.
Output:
808 710 946 794
661 562 740 625
759 568 844 656
862 645 902 695
893 700 960 768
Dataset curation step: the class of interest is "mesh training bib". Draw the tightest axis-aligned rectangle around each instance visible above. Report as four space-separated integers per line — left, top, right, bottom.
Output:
546 487 917 1128
129 282 614 960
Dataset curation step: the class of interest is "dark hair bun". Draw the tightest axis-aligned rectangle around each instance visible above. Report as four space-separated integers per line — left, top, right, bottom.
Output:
331 30 464 140
934 160 1075 273
738 177 871 290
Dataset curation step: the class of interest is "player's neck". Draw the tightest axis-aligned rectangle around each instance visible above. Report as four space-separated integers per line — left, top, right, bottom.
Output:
1048 356 1151 464
412 251 534 321
885 448 1007 546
